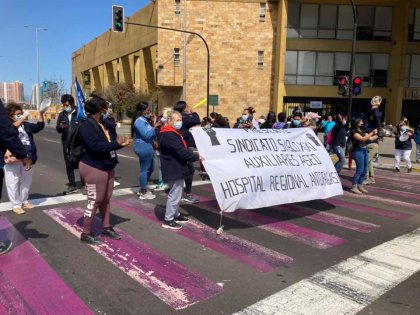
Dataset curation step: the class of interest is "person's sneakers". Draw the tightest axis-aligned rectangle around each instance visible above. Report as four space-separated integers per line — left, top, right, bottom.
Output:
138 191 156 200
408 167 413 173
154 182 166 191
113 180 121 188
80 233 103 245
358 185 369 194
63 185 79 195
23 202 35 209
0 240 13 255
162 220 182 230
350 185 363 195
13 207 25 215
174 214 189 224
102 227 121 240
181 194 199 204
394 167 400 173
362 179 372 185
369 177 376 184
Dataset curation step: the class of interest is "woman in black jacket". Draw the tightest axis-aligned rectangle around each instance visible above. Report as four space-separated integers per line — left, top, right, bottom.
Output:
159 110 201 230
78 95 131 245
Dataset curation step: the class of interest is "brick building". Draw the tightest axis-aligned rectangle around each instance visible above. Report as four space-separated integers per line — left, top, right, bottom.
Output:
72 0 420 126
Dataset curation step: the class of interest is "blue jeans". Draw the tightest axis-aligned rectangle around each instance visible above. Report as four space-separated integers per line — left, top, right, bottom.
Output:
134 142 154 189
352 148 368 185
333 146 346 174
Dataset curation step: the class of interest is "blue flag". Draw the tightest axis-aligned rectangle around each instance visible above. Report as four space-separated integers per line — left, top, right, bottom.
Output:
75 77 87 122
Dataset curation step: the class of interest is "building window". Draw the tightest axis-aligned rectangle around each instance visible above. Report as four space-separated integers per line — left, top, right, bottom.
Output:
409 9 420 41
175 0 181 15
285 50 389 87
259 3 266 22
174 48 180 66
405 55 420 87
287 4 392 41
257 51 264 69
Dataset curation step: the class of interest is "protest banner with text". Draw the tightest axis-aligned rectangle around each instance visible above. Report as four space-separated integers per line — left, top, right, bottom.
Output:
191 127 343 212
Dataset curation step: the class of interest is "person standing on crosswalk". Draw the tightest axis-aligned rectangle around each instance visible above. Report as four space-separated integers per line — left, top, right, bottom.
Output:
3 102 44 214
78 95 132 245
0 100 33 255
56 95 82 195
159 111 202 230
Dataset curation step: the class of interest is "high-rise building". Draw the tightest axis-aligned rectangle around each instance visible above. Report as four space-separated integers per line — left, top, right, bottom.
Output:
0 81 24 103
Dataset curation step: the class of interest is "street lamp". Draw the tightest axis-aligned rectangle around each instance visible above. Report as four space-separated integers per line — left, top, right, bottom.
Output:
24 26 48 109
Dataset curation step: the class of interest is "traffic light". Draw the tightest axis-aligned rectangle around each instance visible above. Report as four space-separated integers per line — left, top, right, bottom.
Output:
338 76 348 96
352 76 362 96
112 5 124 33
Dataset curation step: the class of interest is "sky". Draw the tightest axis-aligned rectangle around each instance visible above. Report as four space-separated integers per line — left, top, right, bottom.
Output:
0 0 149 100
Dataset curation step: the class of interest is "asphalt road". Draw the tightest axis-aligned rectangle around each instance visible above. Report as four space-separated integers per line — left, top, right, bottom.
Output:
1 126 420 315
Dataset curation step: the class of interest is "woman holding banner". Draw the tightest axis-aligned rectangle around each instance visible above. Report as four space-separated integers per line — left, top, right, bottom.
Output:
159 111 201 230
349 118 378 195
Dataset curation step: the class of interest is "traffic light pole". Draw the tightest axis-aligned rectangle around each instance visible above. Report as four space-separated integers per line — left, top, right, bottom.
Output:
347 0 357 121
125 21 211 118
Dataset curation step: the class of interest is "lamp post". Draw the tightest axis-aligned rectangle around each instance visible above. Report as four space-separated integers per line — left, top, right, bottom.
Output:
347 0 357 121
125 21 211 118
24 26 48 110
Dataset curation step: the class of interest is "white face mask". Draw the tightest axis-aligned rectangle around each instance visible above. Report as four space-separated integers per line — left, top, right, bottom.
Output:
174 121 183 130
342 120 347 125
242 115 248 121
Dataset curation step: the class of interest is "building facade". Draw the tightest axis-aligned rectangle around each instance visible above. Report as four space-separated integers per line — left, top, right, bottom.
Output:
0 81 24 103
72 0 420 125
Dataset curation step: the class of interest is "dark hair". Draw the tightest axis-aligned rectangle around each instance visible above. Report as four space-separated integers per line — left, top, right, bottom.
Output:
131 101 149 137
174 101 187 113
84 95 108 115
5 102 23 120
277 112 286 122
293 111 303 118
244 106 256 115
261 111 276 129
61 94 75 106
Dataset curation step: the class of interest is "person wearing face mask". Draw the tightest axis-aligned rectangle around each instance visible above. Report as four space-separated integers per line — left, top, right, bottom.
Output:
330 113 348 174
4 102 44 214
394 123 414 173
236 107 260 129
56 94 82 195
349 118 378 194
78 95 132 245
159 111 202 230
290 111 303 128
132 101 157 199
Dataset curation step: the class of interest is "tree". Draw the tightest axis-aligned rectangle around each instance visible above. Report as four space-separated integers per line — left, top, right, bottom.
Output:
102 83 151 120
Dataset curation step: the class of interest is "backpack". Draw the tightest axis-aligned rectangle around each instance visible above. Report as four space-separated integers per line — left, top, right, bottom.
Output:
65 118 99 169
326 129 334 145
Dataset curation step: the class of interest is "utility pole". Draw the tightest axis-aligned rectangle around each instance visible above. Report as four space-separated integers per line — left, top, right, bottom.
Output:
347 0 357 120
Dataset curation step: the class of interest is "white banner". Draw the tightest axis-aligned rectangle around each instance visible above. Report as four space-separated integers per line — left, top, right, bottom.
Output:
191 127 343 212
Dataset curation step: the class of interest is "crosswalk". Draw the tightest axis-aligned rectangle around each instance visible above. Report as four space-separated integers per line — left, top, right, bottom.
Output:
0 168 420 314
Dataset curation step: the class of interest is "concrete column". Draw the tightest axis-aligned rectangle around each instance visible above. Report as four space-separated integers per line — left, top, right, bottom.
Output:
386 1 410 125
272 0 288 114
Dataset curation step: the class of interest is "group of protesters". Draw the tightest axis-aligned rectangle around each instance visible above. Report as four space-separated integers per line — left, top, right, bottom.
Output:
1 93 420 250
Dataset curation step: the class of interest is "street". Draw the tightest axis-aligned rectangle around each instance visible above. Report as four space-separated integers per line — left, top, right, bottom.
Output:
1 126 420 315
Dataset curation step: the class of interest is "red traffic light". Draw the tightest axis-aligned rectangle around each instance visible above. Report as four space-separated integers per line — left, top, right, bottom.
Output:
339 76 348 85
353 76 362 85
352 76 362 96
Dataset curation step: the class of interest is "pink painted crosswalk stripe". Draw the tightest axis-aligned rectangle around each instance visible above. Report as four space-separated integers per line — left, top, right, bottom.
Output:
44 207 223 310
342 183 420 203
276 204 379 233
326 198 411 221
343 191 420 211
193 197 346 249
112 198 293 272
0 217 92 314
